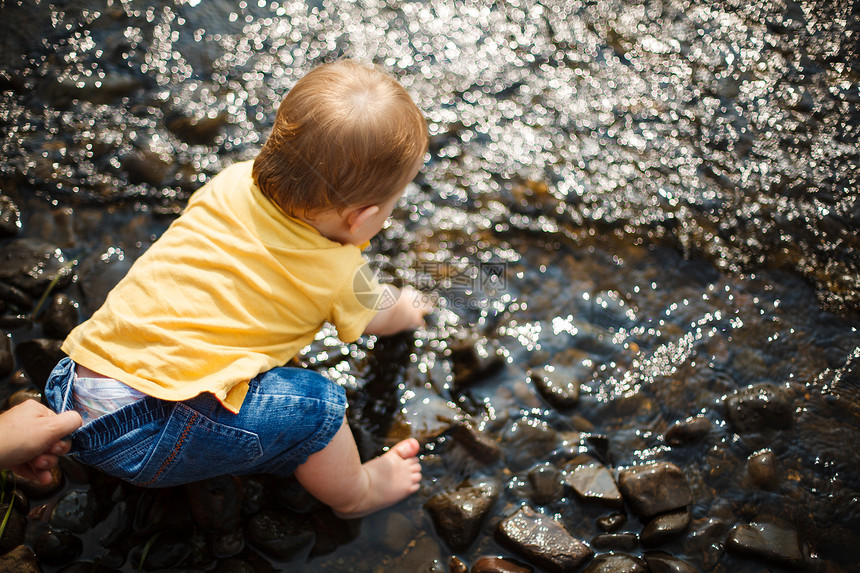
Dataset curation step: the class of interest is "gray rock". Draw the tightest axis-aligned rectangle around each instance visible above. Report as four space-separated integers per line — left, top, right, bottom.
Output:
665 416 712 446
244 511 314 561
725 519 810 569
451 419 501 464
0 239 73 294
51 490 99 534
450 336 505 388
643 551 700 573
528 463 563 505
582 553 648 573
471 556 534 573
425 480 499 551
0 195 21 237
641 508 691 547
617 462 692 519
564 463 624 508
530 366 580 409
724 383 793 434
496 505 593 572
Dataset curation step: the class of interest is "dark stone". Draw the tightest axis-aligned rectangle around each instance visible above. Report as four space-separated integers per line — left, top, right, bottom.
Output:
503 417 559 471
724 383 793 434
641 508 691 547
122 148 172 186
215 558 258 573
167 112 230 145
582 553 648 573
0 545 40 573
496 505 593 573
245 510 314 561
643 551 700 573
449 555 468 573
51 490 99 534
591 533 638 551
451 419 501 464
471 556 534 572
725 519 809 569
0 333 13 378
6 389 41 409
747 450 779 489
596 512 627 532
136 531 190 570
0 195 21 237
14 338 65 392
212 529 245 559
665 416 712 446
425 481 499 551
0 239 73 294
43 293 78 339
186 474 243 532
530 366 580 409
0 282 32 309
617 462 692 519
16 464 63 498
450 336 505 387
0 504 25 555
528 463 563 505
33 529 83 565
564 463 623 508
98 500 130 547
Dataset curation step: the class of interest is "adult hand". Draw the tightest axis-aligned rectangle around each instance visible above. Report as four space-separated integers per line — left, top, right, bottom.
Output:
0 399 82 484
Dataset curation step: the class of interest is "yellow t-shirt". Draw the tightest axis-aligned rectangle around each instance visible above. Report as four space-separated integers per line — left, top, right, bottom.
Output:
62 160 380 413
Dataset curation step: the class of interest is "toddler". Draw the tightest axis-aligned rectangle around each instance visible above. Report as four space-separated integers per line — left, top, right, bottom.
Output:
45 60 431 518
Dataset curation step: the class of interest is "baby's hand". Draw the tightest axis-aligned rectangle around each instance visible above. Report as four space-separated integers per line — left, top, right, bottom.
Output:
399 285 434 328
364 285 434 336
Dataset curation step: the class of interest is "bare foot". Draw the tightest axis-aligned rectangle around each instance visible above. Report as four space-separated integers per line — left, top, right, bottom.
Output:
333 438 421 519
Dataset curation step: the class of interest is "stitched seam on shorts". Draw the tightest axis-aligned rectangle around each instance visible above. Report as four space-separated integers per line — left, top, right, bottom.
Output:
141 411 199 486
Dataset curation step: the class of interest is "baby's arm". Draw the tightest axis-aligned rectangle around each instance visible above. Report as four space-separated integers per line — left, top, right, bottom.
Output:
364 285 432 336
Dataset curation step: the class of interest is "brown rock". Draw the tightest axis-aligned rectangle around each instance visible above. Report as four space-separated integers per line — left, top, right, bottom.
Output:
725 519 809 569
617 462 692 519
0 545 40 573
471 556 534 573
582 553 648 573
451 420 501 464
747 450 779 489
564 463 623 508
641 508 691 547
496 505 593 572
425 481 499 551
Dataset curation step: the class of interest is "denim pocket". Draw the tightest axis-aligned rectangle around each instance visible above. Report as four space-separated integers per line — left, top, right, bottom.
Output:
131 402 263 487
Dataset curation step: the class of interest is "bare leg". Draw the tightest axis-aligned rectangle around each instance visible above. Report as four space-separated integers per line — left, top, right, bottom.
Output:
293 417 421 519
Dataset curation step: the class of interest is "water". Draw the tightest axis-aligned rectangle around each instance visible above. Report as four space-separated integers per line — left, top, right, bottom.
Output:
1 0 859 571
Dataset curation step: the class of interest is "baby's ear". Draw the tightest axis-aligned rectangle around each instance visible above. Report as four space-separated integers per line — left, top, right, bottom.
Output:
347 205 380 235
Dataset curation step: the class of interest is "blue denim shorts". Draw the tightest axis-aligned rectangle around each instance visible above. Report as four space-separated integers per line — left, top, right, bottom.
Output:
44 357 346 487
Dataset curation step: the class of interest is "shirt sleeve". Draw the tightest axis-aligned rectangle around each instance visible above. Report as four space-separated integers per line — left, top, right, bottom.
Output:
329 256 383 342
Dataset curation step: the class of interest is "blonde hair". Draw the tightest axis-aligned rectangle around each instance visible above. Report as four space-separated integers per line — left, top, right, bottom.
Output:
253 60 428 216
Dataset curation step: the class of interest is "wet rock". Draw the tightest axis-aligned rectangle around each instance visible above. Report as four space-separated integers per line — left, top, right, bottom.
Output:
77 247 133 311
122 148 172 186
33 529 83 565
216 558 258 573
0 504 25 554
564 463 624 508
14 338 65 392
0 195 21 237
167 111 230 145
388 385 464 443
591 533 638 551
0 238 73 294
643 552 699 573
640 508 691 547
16 464 63 498
449 555 468 573
528 463 563 505
9 369 31 387
43 293 78 339
0 332 13 378
5 388 41 408
451 419 501 464
450 336 505 388
725 519 810 569
582 553 648 573
134 531 190 570
747 450 779 489
245 510 314 561
186 474 243 532
665 416 712 446
496 505 593 572
724 383 793 434
502 417 558 471
51 489 99 533
471 556 534 572
425 480 499 551
530 366 580 409
55 73 143 102
0 282 32 310
596 512 627 532
617 462 692 519
97 500 130 547
0 545 40 573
